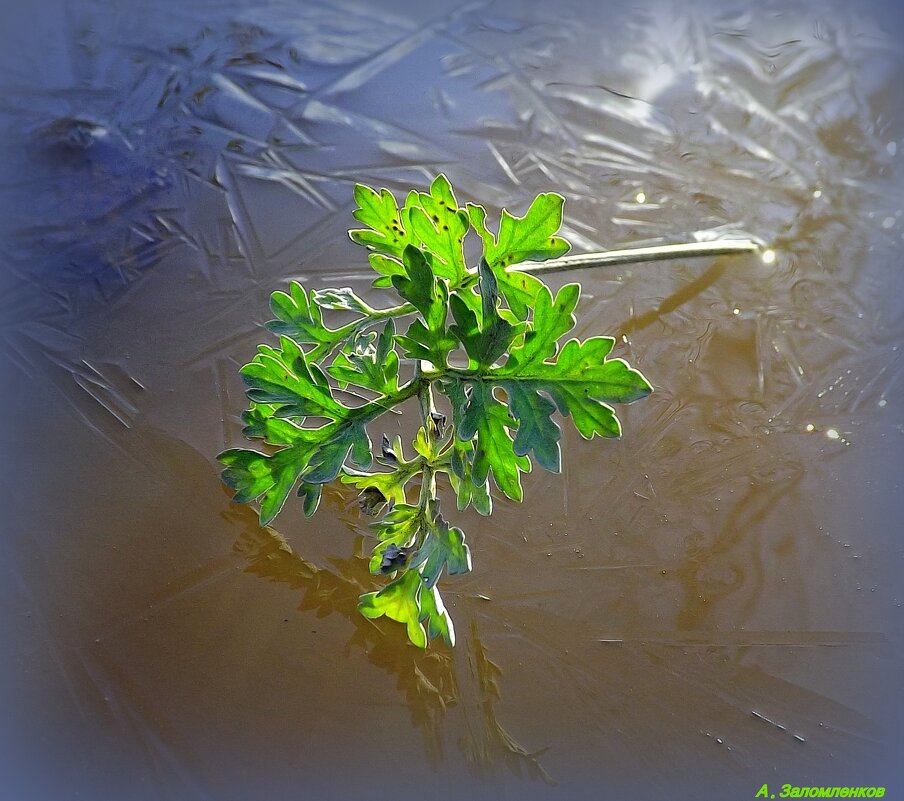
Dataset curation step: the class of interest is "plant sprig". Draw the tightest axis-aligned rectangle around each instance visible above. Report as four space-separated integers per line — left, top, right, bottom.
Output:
219 174 654 647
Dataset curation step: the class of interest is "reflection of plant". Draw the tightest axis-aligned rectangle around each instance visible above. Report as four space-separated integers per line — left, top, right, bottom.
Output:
232 512 552 780
219 175 652 647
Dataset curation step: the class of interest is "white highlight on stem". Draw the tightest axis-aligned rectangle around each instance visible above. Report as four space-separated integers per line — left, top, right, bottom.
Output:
512 239 762 276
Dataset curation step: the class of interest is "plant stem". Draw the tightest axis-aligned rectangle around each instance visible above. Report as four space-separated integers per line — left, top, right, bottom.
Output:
330 239 761 360
511 239 760 276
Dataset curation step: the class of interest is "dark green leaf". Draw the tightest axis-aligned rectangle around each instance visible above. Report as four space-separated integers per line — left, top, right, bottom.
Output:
302 419 372 483
395 319 458 369
449 261 518 368
219 443 315 524
409 514 472 589
390 246 448 331
297 481 322 517
448 439 492 516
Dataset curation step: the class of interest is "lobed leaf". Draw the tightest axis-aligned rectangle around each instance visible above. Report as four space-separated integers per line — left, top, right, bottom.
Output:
444 379 531 501
468 196 570 319
358 569 428 648
327 321 400 395
409 514 472 589
267 281 350 352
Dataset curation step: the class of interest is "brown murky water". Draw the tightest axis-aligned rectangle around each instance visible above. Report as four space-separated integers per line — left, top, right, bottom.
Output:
2 1 903 799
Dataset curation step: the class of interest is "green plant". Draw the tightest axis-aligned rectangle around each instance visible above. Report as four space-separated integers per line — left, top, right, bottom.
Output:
218 175 659 647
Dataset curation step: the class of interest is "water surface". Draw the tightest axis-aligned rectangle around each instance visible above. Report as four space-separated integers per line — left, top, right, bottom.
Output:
1 1 902 799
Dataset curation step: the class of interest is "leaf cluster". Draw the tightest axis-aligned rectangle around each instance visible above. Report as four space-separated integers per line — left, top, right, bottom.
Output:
218 175 652 647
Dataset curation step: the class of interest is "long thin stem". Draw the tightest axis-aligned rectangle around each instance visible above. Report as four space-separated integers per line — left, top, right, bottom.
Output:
327 239 762 360
511 239 761 277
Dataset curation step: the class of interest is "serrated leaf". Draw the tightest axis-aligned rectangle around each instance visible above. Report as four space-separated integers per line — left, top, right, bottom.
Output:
366 503 422 573
449 260 519 368
341 463 416 507
468 198 571 318
241 402 308 445
367 253 407 288
496 337 652 444
444 379 530 501
473 193 571 267
297 481 322 517
358 569 428 648
409 515 472 589
241 336 346 420
302 418 372 483
395 319 458 369
406 174 469 283
506 284 580 369
448 439 492 516
327 320 400 395
219 443 315 524
348 184 413 259
390 246 448 331
267 281 350 351
505 382 562 472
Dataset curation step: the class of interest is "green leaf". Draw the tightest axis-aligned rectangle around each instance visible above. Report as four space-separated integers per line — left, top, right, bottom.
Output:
448 439 492 516
409 514 472 589
506 284 581 369
444 379 530 501
496 337 652 442
366 503 422 574
504 382 562 472
406 174 469 284
297 481 322 517
241 403 308 445
418 584 455 646
467 197 571 319
327 321 400 395
449 260 519 368
302 419 373 483
348 184 413 259
367 253 408 288
240 337 346 420
469 194 571 268
219 443 315 524
395 319 458 369
358 570 428 648
390 246 448 331
341 463 416 507
267 281 350 351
